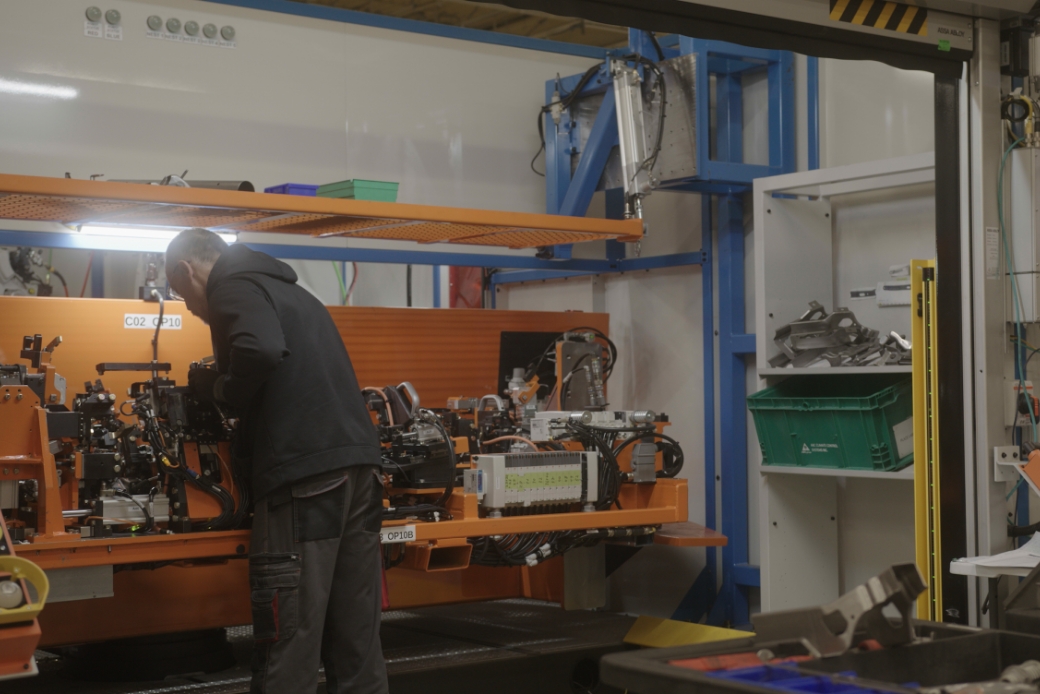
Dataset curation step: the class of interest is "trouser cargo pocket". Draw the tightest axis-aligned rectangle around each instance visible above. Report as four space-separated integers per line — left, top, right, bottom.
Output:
364 471 384 534
249 552 301 642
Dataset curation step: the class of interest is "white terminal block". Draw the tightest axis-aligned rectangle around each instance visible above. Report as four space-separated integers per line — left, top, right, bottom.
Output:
466 451 598 511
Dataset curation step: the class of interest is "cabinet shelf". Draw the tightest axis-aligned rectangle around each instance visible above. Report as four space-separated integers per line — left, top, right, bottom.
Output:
758 465 914 480
759 366 912 376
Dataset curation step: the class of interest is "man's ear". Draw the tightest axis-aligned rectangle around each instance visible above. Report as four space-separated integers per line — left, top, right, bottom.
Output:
176 259 195 282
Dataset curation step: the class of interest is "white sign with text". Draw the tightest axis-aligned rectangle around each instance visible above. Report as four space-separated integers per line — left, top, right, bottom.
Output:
124 314 182 330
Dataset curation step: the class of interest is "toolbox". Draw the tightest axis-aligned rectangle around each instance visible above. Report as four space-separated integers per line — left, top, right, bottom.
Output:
601 624 1036 694
317 179 399 202
601 565 1022 694
748 374 914 472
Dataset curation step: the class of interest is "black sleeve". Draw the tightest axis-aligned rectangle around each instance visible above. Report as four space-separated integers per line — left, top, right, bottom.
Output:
209 279 289 409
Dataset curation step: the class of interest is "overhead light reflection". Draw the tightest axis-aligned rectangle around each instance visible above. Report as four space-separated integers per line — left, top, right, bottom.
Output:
0 77 78 100
81 226 238 245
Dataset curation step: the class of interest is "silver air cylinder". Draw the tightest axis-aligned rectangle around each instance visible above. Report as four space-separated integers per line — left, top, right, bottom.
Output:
630 410 656 424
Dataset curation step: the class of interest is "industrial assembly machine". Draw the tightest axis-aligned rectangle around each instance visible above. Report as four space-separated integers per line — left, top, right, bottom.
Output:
0 295 715 681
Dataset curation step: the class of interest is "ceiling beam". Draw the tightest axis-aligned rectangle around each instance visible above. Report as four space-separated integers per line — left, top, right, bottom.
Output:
293 0 629 47
531 18 583 38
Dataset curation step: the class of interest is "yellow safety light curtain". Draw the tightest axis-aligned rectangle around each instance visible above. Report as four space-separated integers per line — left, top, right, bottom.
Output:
912 259 941 620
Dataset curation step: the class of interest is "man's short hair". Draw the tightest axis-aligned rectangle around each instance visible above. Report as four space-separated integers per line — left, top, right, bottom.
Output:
165 228 228 275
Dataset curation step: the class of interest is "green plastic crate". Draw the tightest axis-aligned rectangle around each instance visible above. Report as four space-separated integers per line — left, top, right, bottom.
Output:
747 374 914 471
317 179 399 202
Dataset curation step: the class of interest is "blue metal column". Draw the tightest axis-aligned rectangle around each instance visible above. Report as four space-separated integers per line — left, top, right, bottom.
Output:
768 51 796 173
716 73 743 164
807 56 820 171
714 194 753 627
714 69 752 626
432 264 441 307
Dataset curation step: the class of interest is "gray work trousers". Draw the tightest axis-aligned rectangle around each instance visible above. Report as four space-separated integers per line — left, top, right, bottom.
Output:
249 465 388 694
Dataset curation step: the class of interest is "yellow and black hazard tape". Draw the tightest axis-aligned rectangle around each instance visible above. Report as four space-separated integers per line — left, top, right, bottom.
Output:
828 0 927 36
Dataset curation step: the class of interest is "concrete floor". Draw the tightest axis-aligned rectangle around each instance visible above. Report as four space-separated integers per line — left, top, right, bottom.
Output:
3 599 634 694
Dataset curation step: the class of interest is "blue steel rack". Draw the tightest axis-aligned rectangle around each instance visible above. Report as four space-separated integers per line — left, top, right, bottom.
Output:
492 30 819 626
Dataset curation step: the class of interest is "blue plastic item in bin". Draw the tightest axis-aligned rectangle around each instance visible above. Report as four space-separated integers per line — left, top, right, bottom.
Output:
264 183 318 196
705 667 908 694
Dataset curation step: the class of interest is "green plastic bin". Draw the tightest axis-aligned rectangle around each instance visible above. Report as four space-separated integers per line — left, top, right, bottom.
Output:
748 374 914 471
317 179 399 202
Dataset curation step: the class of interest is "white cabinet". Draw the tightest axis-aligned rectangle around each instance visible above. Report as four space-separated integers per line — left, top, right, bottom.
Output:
751 153 935 611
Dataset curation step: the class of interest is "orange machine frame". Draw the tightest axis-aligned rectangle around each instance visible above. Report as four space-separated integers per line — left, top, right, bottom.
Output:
0 296 722 647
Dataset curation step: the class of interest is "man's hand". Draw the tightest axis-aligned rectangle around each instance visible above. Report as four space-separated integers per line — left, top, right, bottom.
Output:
188 367 223 403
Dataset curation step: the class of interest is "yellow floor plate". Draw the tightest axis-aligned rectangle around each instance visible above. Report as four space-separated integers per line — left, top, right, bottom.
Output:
623 616 749 648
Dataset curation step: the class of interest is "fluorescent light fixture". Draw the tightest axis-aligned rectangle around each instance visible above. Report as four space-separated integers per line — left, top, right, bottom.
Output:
81 226 238 246
0 77 78 100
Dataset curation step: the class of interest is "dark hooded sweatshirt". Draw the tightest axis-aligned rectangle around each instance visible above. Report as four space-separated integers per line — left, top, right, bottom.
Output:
205 244 380 500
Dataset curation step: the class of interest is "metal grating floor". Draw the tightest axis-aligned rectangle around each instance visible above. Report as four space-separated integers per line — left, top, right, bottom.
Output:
2 600 634 694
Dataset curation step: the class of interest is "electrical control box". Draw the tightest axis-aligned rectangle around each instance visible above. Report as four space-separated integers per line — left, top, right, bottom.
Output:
1001 19 1034 76
1009 148 1040 322
465 451 598 514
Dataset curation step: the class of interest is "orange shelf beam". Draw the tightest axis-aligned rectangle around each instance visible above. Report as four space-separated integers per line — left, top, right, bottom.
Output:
0 173 643 249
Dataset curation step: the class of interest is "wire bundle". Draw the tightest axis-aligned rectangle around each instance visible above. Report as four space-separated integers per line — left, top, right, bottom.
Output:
999 93 1040 536
470 530 592 567
565 421 623 511
135 403 241 531
470 526 657 567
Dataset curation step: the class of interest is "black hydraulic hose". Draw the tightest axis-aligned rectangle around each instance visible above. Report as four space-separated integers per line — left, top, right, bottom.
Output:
50 269 68 296
1009 521 1040 537
421 410 456 510
113 489 154 532
150 290 164 383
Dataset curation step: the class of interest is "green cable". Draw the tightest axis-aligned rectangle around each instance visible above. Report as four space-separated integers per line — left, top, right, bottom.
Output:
331 262 347 305
999 136 1038 441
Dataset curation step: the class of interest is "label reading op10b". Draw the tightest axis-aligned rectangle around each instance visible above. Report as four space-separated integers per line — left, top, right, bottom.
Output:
124 314 182 330
380 525 416 544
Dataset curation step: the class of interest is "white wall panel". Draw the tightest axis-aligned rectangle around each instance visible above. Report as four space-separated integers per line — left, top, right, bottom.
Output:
0 0 596 304
0 0 594 209
819 59 934 168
